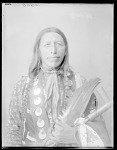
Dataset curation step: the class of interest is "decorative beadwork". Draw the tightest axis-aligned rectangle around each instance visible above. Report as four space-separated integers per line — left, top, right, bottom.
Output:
26 131 37 142
66 90 73 98
67 80 73 86
48 112 54 123
63 71 73 109
27 108 31 113
33 80 39 86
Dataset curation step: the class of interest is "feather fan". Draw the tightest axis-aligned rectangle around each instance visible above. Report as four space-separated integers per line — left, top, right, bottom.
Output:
58 78 101 126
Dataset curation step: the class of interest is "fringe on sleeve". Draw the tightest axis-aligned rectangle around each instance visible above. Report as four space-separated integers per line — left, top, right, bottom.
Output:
5 76 28 146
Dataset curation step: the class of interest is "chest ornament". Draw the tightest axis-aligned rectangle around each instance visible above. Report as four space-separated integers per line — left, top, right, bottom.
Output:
34 97 41 105
33 87 41 95
35 107 42 116
37 118 45 128
38 128 47 140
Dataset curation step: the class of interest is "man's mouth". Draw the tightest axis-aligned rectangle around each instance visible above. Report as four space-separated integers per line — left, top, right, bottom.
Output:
47 57 60 61
48 56 60 59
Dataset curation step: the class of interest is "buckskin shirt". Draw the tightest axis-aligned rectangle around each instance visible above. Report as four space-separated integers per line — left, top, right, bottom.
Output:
5 68 111 147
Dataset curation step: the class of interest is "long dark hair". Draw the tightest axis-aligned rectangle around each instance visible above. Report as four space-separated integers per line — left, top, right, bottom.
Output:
28 27 69 79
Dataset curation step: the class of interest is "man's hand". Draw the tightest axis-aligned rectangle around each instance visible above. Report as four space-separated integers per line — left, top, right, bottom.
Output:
49 120 78 144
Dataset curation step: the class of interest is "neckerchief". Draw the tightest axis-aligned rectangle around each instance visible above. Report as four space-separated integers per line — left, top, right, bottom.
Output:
41 66 64 121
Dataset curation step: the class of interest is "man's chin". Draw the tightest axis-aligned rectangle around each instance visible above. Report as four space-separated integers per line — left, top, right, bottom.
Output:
48 65 59 69
47 62 60 68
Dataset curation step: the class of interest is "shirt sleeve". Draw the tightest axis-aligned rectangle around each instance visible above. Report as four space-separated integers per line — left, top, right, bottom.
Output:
5 76 28 146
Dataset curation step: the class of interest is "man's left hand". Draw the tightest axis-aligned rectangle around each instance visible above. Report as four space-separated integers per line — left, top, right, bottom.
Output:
49 120 78 144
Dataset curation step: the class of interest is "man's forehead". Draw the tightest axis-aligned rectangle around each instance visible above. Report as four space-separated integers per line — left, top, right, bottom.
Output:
40 32 64 42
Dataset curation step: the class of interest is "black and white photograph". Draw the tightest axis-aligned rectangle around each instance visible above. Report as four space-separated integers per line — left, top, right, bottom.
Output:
2 3 113 148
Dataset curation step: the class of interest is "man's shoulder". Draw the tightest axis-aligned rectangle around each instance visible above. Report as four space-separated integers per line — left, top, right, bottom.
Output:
14 75 30 90
21 75 30 83
69 67 86 89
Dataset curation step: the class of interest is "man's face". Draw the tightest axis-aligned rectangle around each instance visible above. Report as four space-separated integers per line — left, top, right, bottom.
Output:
39 32 66 69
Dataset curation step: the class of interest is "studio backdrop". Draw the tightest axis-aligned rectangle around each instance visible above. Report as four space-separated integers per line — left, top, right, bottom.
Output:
2 3 113 146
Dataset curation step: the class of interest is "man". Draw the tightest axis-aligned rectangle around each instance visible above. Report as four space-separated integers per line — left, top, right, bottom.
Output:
5 27 111 147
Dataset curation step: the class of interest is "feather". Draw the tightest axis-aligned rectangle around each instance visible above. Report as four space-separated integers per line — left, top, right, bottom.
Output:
59 78 101 126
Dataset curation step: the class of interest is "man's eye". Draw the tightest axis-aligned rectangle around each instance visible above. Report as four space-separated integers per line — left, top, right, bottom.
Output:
44 43 50 46
56 43 63 46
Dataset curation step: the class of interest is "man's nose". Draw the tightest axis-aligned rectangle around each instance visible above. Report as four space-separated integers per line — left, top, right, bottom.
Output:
50 44 57 54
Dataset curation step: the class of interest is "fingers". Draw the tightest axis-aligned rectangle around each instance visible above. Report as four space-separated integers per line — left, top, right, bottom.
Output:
54 120 72 133
53 120 64 132
49 132 59 142
51 130 59 137
54 123 63 131
55 119 67 128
